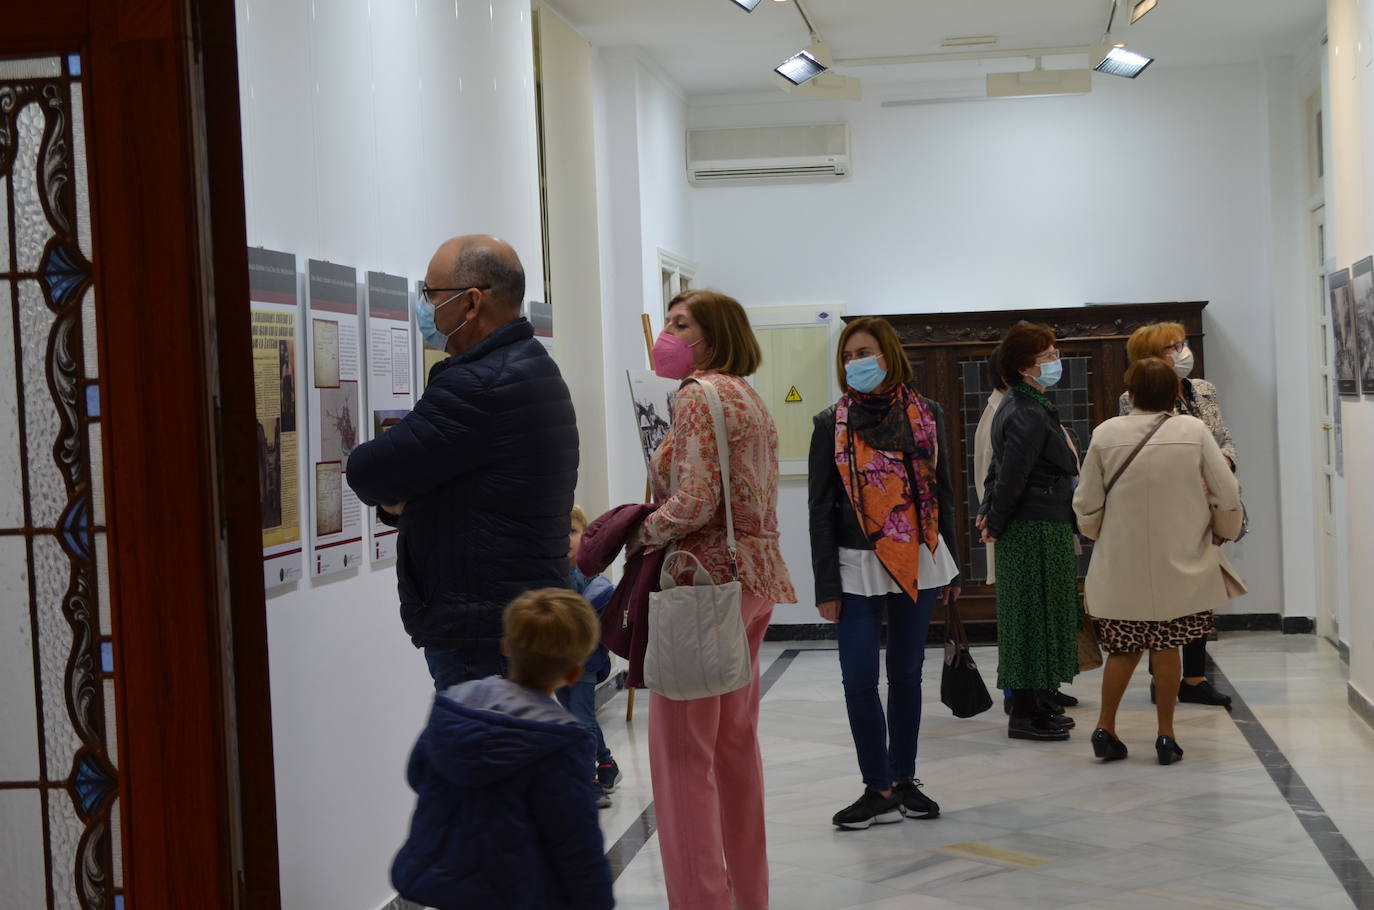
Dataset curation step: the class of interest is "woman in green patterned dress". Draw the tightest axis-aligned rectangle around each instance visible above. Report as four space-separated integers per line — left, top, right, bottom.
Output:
977 323 1081 742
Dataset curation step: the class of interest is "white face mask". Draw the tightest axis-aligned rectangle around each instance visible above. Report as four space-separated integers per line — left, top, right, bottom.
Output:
1172 348 1194 378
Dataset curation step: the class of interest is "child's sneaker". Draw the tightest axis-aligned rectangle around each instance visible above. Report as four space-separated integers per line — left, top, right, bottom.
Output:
594 779 611 809
597 760 622 793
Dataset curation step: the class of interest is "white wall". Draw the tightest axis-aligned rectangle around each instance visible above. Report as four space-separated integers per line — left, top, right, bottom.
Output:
1326 0 1374 709
689 63 1296 623
235 1 545 907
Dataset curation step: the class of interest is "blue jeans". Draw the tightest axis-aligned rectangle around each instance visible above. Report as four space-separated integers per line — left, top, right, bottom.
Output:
556 680 613 768
837 588 939 792
423 647 504 691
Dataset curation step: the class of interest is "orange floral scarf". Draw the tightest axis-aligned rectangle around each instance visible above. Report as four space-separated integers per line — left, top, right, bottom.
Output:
834 385 940 601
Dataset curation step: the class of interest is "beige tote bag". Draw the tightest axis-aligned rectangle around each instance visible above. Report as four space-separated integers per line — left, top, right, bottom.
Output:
643 376 751 701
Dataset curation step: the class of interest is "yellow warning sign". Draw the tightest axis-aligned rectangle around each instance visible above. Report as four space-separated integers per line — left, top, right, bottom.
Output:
785 386 803 403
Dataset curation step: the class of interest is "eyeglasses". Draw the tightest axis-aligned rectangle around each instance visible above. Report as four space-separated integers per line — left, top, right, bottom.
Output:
1162 341 1189 355
420 284 489 304
1034 349 1062 364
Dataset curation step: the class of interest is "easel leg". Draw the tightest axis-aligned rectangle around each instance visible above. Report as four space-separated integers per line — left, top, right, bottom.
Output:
625 686 636 722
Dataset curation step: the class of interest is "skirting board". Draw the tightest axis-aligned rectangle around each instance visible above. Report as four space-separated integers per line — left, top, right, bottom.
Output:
765 613 1315 643
1350 682 1374 733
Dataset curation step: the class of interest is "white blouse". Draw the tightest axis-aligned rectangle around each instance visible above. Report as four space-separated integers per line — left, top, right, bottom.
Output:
838 537 959 597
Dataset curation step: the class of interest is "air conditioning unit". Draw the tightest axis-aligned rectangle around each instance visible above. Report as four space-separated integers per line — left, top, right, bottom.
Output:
687 123 849 186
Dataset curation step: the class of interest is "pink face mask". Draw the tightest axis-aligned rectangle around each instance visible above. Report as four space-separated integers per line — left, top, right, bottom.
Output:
652 331 702 380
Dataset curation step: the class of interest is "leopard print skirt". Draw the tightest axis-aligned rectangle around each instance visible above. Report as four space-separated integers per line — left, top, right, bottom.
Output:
1097 610 1215 654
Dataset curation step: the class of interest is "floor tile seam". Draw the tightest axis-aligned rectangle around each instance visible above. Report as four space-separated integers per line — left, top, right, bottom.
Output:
1208 653 1374 910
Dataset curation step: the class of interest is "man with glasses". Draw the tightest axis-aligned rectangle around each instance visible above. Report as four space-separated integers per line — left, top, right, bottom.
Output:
347 235 579 688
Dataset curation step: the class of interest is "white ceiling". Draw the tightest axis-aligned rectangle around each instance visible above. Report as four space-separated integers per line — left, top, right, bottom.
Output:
546 0 1326 97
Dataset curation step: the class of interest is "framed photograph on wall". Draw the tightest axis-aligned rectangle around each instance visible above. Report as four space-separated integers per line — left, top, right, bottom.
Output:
1328 267 1359 397
1352 256 1374 394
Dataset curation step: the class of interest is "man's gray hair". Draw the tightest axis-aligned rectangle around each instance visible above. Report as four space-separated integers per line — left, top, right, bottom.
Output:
452 246 525 311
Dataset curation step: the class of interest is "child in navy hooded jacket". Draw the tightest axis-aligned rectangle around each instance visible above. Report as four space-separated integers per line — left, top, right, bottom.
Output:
391 589 615 910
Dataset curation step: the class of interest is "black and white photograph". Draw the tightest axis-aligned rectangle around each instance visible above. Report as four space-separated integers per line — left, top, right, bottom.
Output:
626 369 680 467
1328 268 1359 397
1352 256 1374 394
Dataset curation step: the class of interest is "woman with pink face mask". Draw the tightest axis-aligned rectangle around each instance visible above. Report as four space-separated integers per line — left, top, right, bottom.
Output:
634 290 795 910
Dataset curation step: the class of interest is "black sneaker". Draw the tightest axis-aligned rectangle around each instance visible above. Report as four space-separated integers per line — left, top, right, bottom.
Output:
597 760 622 793
1008 716 1071 741
1178 679 1232 708
594 780 611 809
893 779 939 819
832 788 903 830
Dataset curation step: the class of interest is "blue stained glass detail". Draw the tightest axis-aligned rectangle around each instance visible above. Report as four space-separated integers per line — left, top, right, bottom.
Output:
67 54 81 76
85 384 100 418
60 494 92 562
100 642 113 673
115 897 124 910
40 242 91 309
73 753 116 817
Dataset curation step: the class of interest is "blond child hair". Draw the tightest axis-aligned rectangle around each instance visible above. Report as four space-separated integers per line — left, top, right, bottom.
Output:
503 588 600 691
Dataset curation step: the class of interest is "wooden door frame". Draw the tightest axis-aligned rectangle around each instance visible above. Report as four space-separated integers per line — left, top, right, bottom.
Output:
7 2 279 907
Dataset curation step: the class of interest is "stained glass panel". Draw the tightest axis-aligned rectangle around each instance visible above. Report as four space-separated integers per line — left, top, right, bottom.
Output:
1 52 121 909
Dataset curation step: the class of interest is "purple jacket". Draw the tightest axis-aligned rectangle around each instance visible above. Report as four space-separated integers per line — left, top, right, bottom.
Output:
577 503 664 689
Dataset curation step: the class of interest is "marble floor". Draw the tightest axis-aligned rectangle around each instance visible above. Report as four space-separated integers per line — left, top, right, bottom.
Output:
592 632 1374 910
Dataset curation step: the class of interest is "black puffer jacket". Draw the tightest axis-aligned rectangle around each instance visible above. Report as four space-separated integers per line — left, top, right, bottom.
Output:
346 318 579 653
807 390 962 605
978 384 1078 539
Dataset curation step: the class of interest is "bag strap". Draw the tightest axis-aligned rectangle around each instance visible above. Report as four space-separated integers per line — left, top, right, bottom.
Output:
943 596 971 652
1103 413 1170 498
688 376 738 578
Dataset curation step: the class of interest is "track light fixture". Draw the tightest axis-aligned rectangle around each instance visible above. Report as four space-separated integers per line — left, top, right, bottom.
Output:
1130 0 1158 24
1093 45 1153 78
775 48 827 85
729 0 763 10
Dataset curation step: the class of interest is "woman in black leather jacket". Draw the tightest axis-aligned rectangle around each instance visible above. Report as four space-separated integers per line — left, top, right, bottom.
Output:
978 323 1081 742
807 317 961 831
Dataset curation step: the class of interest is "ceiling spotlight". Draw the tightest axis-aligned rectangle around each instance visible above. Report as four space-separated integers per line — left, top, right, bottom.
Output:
775 49 827 85
1130 0 1158 24
1093 45 1153 78
729 0 762 10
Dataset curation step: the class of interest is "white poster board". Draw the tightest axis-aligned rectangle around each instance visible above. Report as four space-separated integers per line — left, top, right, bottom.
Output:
626 369 681 469
365 271 414 563
248 248 304 589
306 260 363 577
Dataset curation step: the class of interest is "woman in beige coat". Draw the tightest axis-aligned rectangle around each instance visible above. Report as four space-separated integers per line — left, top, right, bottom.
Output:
1073 359 1245 766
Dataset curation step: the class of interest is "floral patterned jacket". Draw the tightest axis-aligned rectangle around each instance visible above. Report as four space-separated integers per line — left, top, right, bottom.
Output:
638 371 797 604
1118 378 1238 467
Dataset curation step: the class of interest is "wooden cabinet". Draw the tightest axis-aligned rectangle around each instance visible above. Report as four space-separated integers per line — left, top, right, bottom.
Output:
859 302 1210 631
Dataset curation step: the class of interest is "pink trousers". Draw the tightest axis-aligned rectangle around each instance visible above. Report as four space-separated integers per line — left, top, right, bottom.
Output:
649 592 774 910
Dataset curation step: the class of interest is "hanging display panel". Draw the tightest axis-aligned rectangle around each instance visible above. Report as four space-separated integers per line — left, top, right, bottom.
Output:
306 260 363 576
248 248 304 588
365 271 414 562
1328 267 1359 398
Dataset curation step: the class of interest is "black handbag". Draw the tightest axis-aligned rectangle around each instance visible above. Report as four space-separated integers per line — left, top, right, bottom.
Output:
940 598 993 718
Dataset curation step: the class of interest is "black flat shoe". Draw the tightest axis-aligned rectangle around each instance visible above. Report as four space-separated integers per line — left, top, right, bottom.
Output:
1178 679 1232 709
1091 728 1128 761
1009 716 1071 741
1155 735 1184 765
1042 711 1076 730
1049 689 1079 708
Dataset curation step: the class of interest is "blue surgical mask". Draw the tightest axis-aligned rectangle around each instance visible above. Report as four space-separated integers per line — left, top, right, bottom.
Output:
1035 359 1063 388
414 292 467 352
844 356 886 394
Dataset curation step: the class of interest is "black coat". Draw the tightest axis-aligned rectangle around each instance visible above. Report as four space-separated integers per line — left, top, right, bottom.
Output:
346 318 579 653
978 385 1078 540
807 390 962 605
